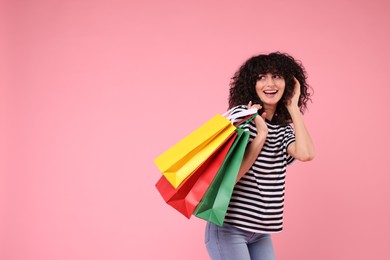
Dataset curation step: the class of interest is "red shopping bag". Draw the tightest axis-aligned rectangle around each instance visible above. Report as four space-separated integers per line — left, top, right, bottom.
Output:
155 133 237 218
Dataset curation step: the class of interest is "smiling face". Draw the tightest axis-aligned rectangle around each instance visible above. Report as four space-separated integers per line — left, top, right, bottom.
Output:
255 72 285 111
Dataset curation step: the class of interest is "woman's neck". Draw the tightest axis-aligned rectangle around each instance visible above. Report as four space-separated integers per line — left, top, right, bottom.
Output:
263 105 276 121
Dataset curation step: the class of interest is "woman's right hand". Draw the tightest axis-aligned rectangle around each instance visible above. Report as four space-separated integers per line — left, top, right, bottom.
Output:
248 101 268 137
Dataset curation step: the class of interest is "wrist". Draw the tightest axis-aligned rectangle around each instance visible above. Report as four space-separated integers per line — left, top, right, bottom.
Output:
287 104 300 114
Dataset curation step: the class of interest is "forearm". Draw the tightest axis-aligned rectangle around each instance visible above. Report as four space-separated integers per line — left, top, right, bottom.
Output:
288 106 315 161
236 134 266 182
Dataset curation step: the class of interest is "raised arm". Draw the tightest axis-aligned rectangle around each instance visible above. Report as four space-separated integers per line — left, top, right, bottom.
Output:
286 77 315 161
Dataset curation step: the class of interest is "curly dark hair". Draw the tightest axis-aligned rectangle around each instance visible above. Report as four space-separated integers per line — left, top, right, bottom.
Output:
228 52 312 125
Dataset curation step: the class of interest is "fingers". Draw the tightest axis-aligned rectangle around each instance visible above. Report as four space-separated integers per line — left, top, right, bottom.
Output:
248 101 262 110
293 77 301 92
254 113 269 136
254 112 267 123
293 76 300 85
285 77 300 108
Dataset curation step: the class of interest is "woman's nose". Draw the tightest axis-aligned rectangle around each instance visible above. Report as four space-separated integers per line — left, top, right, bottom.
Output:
266 76 275 85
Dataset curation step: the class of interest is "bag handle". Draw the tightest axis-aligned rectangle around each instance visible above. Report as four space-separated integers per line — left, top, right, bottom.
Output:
222 106 257 122
235 113 257 128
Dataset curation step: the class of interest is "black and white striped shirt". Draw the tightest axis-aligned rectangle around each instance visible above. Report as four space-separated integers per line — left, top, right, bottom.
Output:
224 105 295 233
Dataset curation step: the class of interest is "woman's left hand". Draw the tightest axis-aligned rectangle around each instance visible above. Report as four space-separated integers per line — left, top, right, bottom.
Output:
285 77 300 109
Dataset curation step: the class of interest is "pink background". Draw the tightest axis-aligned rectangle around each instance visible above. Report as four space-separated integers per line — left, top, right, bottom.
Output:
2 0 390 259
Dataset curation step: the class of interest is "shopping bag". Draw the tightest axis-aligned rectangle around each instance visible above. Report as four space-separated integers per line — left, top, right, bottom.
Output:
193 127 250 226
154 114 235 188
155 133 237 218
154 107 257 188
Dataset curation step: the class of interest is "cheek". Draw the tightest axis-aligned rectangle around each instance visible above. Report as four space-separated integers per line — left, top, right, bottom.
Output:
255 82 264 93
255 86 264 99
279 83 286 94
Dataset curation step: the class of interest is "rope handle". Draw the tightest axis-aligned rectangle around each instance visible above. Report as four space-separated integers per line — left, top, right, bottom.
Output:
235 113 257 128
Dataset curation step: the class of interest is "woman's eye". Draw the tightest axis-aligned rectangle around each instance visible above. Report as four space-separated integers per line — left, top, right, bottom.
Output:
257 75 265 80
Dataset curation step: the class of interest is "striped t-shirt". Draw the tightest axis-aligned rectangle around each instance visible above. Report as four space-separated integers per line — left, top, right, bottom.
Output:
224 105 296 233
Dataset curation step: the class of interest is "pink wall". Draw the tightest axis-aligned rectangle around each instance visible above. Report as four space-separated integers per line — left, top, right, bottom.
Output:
2 0 390 259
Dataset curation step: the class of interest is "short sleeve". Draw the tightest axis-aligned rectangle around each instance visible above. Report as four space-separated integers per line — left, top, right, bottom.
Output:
284 125 296 165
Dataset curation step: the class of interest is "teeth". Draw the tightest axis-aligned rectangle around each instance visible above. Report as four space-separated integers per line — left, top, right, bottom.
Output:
264 90 277 94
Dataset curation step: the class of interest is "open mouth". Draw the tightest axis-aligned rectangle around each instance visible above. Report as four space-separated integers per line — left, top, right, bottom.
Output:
263 90 278 97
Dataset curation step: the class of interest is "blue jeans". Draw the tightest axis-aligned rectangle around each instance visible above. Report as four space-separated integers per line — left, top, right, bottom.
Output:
205 222 276 260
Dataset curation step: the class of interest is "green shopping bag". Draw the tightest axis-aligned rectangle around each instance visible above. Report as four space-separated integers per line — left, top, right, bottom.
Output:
193 127 250 226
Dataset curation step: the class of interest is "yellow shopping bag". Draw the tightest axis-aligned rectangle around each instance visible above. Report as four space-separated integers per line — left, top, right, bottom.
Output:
154 114 236 188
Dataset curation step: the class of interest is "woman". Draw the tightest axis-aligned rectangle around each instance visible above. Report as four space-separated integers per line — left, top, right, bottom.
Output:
205 52 315 260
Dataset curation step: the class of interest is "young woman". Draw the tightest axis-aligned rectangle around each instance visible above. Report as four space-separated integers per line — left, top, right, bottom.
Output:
205 52 315 260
